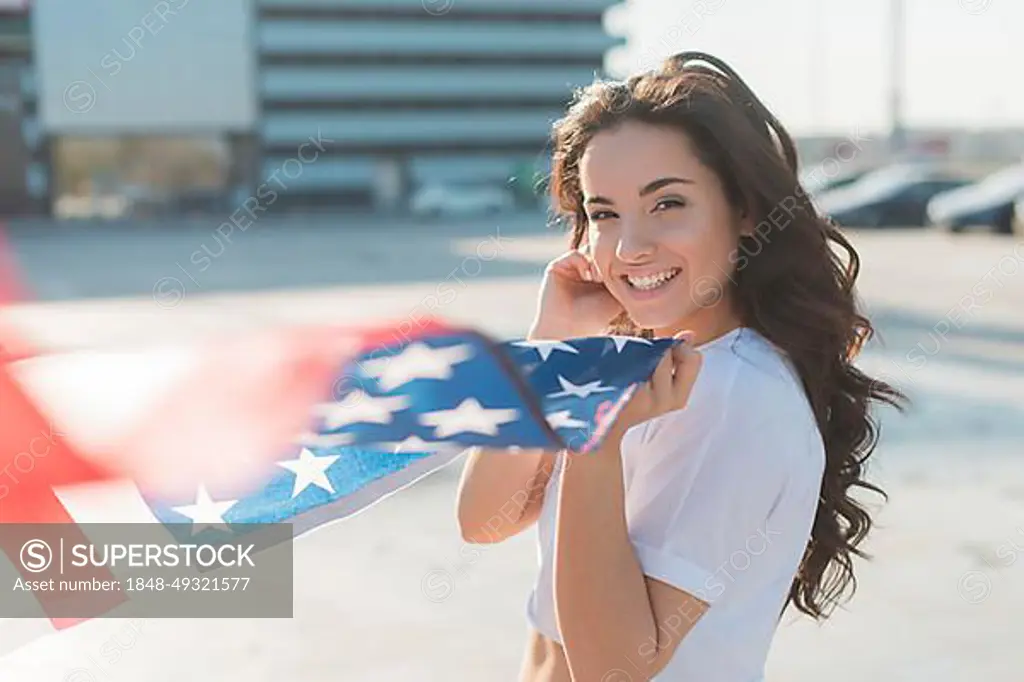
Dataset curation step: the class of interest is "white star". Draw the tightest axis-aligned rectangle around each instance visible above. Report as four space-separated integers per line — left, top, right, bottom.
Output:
171 485 238 536
313 391 409 430
419 398 519 438
511 339 580 362
277 448 340 498
391 435 443 454
361 342 474 391
609 336 654 352
295 431 354 449
547 375 616 399
546 410 588 430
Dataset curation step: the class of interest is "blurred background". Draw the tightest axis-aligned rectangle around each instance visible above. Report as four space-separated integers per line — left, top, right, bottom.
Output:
0 0 1021 680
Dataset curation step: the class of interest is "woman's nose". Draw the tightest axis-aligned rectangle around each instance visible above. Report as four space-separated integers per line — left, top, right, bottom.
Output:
615 226 656 263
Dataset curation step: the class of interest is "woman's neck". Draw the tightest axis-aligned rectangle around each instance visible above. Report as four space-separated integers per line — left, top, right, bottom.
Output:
653 300 744 346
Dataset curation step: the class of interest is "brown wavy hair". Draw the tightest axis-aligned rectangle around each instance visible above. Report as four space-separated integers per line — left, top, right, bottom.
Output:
546 52 906 619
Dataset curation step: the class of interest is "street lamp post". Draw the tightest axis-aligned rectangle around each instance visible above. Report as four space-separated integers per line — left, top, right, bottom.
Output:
889 0 906 157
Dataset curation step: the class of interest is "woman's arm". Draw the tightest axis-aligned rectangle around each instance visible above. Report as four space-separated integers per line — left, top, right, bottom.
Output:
552 428 708 681
454 309 589 546
553 342 710 681
455 447 557 544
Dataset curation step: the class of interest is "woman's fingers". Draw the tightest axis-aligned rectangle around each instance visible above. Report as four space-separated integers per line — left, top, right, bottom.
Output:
617 335 702 434
551 250 596 283
571 248 601 283
671 341 703 406
649 347 675 405
582 250 600 282
653 333 701 410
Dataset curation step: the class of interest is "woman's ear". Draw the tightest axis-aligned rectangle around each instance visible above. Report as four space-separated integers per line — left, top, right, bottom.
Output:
736 208 756 239
735 196 758 238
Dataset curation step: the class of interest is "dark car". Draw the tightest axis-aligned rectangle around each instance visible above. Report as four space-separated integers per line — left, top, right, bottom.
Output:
815 164 972 228
798 166 871 196
171 187 230 216
926 163 1024 234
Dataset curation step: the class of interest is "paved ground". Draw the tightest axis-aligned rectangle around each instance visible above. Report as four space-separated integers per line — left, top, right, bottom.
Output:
0 213 1022 681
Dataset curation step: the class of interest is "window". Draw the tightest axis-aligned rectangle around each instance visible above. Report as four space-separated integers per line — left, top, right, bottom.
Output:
52 135 232 218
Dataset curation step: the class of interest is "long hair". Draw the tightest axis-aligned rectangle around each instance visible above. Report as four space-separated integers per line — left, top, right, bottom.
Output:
546 52 906 619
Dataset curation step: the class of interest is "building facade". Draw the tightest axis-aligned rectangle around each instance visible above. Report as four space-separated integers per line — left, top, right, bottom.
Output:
0 2 44 215
11 2 1024 219
17 0 623 216
255 0 623 210
29 0 257 219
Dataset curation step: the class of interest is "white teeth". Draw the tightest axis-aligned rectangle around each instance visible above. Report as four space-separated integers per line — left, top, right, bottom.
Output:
626 269 680 291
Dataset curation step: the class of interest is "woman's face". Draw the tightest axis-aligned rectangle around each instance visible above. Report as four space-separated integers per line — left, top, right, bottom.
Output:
579 120 749 338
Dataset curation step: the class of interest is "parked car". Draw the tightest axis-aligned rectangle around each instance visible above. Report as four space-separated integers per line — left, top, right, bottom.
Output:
172 187 229 216
799 166 870 196
926 163 1024 234
815 164 972 228
1014 195 1024 237
411 183 515 218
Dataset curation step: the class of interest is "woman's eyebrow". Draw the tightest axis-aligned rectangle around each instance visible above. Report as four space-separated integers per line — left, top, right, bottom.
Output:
584 176 695 206
639 177 694 196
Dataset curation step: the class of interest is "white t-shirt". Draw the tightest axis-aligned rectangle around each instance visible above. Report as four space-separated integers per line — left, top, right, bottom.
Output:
526 326 826 682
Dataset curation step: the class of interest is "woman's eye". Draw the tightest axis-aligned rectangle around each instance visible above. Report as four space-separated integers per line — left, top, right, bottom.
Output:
653 197 686 212
587 211 616 222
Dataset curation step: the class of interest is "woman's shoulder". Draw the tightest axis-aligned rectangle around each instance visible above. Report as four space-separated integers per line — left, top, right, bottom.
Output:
623 326 824 508
637 327 820 458
695 327 810 416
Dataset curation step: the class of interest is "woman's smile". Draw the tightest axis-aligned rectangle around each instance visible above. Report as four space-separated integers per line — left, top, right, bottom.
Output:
622 267 682 291
618 266 683 302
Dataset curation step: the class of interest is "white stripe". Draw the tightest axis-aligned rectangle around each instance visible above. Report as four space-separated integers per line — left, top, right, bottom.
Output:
284 448 467 536
10 345 200 454
55 479 164 526
0 617 57 660
9 343 302 500
0 482 167 661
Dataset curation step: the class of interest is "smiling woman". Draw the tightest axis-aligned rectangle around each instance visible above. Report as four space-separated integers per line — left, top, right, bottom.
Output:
455 51 906 682
579 128 746 335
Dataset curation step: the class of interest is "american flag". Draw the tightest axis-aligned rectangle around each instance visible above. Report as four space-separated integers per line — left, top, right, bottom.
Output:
1 313 675 650
146 323 675 545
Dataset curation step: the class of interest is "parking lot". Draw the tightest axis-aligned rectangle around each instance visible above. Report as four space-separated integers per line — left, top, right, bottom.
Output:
1 213 1022 681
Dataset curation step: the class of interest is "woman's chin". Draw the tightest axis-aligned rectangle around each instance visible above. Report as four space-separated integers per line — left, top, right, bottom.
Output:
622 308 695 336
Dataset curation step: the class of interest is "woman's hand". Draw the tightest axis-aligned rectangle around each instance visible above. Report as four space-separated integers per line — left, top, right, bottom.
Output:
528 248 625 340
606 334 703 444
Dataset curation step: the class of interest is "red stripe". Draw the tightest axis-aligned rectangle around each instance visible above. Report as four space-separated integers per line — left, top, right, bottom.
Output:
115 323 367 498
0 483 128 626
0 310 126 626
0 364 115 490
0 371 126 625
0 226 36 363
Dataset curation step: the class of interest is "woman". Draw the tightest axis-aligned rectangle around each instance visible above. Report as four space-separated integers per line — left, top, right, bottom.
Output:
456 52 902 682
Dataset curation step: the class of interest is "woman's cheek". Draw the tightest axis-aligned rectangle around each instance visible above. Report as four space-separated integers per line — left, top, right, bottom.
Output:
588 235 615 279
665 212 720 256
